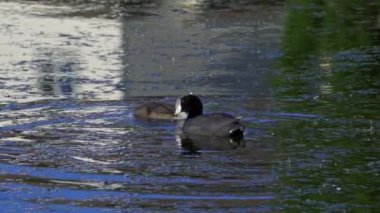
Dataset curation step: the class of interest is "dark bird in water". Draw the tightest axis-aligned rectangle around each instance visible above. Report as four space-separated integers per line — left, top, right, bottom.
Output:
134 102 175 120
175 94 245 139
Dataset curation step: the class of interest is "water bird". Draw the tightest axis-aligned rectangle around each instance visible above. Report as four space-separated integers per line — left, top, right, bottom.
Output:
175 94 245 138
134 101 175 120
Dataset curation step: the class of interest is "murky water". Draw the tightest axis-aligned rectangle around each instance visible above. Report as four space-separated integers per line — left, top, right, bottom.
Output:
0 0 379 212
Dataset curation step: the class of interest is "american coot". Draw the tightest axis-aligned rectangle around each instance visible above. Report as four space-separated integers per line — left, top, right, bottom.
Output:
175 95 245 138
134 102 175 120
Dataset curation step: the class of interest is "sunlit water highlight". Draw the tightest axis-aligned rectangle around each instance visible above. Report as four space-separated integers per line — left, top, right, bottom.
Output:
0 0 379 212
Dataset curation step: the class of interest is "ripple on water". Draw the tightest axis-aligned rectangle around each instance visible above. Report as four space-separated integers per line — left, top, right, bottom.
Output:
0 97 276 211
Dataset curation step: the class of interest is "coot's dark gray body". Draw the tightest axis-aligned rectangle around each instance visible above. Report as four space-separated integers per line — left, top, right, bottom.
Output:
175 95 245 138
182 113 244 137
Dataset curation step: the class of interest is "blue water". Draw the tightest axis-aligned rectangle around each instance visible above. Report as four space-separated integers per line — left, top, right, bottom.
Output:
0 0 379 212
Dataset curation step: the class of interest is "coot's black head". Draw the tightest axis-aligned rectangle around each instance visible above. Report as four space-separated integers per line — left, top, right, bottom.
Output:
175 94 203 119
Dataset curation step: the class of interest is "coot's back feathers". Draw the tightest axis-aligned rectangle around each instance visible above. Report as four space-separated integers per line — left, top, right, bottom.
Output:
183 113 244 138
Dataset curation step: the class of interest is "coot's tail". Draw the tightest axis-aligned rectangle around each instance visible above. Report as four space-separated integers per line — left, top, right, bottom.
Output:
229 123 245 139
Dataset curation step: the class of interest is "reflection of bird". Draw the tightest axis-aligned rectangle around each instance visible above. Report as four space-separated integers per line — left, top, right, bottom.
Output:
134 102 175 120
177 134 245 156
175 94 245 138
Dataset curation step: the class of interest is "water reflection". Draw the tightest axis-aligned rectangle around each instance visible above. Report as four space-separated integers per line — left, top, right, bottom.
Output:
177 134 245 155
0 2 123 102
35 49 78 97
120 0 283 98
277 0 380 118
274 1 380 211
0 0 379 212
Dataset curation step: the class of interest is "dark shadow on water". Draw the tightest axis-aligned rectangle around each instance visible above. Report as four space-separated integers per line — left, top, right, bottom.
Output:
178 134 245 156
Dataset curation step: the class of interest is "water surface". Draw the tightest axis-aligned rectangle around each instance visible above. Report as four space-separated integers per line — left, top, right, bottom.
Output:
0 0 379 212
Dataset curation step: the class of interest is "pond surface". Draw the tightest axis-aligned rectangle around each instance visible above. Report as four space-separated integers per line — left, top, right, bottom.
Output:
0 0 379 212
